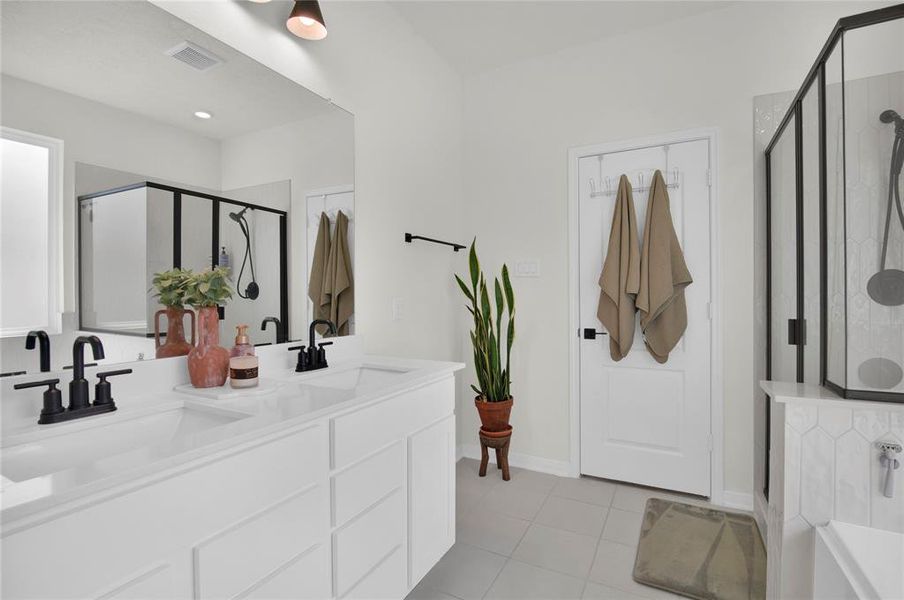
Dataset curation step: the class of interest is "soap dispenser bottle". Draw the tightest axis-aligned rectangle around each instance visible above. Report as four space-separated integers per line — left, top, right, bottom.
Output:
230 325 255 357
229 325 259 389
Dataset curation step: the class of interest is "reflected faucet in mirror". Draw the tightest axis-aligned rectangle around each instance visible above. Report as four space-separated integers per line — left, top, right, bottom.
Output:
25 330 50 372
261 316 285 344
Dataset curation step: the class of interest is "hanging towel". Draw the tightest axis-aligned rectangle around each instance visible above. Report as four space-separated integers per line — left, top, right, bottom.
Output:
308 212 332 332
637 170 692 363
324 210 354 336
597 175 641 361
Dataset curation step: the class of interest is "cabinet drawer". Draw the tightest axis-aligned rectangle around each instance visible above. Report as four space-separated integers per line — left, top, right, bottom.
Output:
332 441 404 527
342 547 405 600
240 544 330 600
332 378 454 469
195 484 328 600
334 489 404 596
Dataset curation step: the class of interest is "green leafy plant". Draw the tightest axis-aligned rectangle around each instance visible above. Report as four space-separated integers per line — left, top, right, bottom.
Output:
150 268 193 308
183 267 233 308
455 240 515 403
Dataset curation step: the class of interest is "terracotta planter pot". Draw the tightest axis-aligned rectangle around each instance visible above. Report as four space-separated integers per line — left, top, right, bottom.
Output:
474 397 513 432
187 306 229 388
154 306 195 359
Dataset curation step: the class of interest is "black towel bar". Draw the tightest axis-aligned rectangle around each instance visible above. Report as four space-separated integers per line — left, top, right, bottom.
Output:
404 233 466 252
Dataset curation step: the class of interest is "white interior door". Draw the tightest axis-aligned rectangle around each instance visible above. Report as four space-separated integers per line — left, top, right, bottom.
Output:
578 138 712 496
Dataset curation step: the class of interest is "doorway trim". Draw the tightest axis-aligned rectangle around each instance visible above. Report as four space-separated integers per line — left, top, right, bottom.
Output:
566 127 724 506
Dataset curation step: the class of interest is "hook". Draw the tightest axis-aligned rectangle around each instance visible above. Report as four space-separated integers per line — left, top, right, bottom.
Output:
589 178 598 196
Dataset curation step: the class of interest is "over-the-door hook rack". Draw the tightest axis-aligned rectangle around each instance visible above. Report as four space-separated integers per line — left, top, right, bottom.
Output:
404 233 466 252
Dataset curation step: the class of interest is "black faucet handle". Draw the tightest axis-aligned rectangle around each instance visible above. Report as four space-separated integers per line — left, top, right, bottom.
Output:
317 341 334 348
14 378 60 390
96 368 133 381
15 379 64 423
95 369 131 407
288 345 305 352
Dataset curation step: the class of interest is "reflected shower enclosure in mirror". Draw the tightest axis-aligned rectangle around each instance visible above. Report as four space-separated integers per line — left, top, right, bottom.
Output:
0 0 354 373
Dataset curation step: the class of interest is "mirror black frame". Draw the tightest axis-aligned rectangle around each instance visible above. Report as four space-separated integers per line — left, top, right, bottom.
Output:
77 181 288 338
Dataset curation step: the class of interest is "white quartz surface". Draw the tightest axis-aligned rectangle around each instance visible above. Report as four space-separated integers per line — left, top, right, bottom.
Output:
760 380 904 412
0 354 463 523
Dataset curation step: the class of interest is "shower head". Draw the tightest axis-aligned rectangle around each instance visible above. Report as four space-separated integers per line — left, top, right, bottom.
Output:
880 109 902 124
228 207 249 223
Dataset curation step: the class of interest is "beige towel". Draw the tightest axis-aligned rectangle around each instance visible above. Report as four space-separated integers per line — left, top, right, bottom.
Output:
308 212 332 330
324 210 354 336
597 175 641 361
637 170 692 363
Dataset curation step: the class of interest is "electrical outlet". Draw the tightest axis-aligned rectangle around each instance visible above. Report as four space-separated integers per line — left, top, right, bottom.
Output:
514 260 540 278
392 297 404 321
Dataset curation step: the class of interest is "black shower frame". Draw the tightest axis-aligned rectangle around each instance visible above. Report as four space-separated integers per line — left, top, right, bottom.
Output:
764 4 904 404
77 181 289 339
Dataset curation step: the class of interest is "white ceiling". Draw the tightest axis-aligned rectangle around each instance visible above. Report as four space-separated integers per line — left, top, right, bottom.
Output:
388 1 735 75
0 1 337 140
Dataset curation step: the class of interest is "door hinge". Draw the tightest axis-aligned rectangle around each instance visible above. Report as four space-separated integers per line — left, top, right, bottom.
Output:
706 434 714 452
706 302 712 320
706 169 712 187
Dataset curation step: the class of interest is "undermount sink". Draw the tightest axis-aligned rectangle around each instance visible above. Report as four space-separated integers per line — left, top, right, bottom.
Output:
1 405 248 483
300 366 410 392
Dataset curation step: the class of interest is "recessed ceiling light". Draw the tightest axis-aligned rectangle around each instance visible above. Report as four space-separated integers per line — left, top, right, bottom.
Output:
248 0 271 3
194 111 212 120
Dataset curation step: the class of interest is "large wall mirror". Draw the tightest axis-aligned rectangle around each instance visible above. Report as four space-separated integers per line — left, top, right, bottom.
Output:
0 1 354 373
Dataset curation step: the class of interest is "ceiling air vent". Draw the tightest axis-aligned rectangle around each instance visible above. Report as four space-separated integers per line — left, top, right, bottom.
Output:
165 41 223 72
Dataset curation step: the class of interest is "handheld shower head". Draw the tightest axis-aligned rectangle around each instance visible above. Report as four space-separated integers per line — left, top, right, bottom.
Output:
228 207 249 223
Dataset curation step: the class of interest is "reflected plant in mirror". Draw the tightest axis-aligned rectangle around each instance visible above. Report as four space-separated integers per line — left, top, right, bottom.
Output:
150 269 195 359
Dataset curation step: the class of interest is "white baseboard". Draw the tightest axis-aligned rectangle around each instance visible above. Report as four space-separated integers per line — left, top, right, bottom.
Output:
721 490 754 511
457 444 572 477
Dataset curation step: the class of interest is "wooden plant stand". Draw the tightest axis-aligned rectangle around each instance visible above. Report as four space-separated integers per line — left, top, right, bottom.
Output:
479 427 512 481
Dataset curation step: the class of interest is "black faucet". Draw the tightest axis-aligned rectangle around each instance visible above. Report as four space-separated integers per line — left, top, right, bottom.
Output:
14 335 130 424
261 316 285 344
25 330 50 372
70 335 105 410
288 319 336 372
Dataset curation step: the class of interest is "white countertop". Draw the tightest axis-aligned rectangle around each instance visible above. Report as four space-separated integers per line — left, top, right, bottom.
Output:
1 355 463 525
760 380 904 412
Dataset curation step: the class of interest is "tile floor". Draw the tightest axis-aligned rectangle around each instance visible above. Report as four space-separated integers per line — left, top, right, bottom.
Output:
407 458 719 600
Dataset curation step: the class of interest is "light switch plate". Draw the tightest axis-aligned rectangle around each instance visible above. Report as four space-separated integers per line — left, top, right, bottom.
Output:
392 297 404 321
514 260 540 278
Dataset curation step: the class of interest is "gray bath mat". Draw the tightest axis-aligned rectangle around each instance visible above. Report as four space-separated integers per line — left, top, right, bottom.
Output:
633 498 766 600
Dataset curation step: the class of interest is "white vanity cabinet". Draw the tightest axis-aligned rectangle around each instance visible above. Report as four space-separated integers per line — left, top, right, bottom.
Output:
1 372 457 600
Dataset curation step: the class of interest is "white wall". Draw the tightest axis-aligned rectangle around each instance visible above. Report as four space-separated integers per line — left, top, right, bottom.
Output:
154 1 465 364
459 1 890 497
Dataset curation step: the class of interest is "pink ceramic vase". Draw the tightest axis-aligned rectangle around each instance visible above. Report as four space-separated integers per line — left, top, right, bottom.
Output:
187 306 229 388
154 306 195 359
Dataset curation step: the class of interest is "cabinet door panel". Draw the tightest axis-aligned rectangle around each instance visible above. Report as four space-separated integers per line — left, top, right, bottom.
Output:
332 441 404 528
195 484 327 600
408 416 455 586
342 547 405 600
334 489 404 596
241 544 330 600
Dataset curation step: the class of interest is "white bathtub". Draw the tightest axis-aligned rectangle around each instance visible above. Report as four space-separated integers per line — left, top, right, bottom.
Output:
814 521 904 599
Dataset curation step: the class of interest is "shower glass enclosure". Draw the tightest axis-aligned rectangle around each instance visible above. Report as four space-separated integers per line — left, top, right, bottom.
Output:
78 182 288 345
765 6 904 402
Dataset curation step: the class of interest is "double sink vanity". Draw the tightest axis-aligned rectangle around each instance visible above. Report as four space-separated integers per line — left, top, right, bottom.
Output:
1 339 463 599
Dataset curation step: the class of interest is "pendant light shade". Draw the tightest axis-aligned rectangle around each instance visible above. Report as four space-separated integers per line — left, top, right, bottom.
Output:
287 1 327 40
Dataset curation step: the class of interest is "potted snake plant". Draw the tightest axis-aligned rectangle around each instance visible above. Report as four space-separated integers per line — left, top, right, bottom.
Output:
455 240 515 432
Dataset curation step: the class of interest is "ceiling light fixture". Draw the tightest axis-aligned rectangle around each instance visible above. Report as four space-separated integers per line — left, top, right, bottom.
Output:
194 111 212 120
286 1 327 40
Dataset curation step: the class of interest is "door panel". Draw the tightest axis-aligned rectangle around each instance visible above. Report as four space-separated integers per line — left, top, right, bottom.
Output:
578 138 712 496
